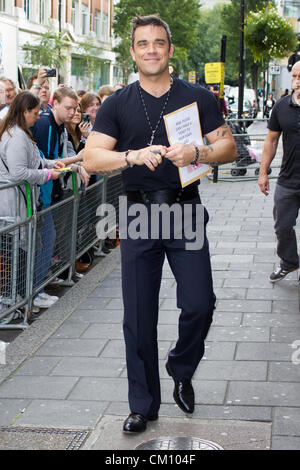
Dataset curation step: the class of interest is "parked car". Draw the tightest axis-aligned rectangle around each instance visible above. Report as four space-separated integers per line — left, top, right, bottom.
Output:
227 87 257 122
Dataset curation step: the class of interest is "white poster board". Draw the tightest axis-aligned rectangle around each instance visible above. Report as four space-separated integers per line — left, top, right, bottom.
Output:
164 102 211 187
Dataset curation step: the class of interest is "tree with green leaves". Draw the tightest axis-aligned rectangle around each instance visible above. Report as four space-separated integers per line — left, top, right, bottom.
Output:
220 0 274 88
23 23 71 73
188 4 225 83
244 4 297 64
113 0 201 81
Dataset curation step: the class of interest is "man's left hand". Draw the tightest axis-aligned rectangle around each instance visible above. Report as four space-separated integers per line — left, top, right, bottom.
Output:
165 143 195 167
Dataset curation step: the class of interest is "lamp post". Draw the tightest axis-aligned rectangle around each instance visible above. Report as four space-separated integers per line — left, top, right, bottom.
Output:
58 0 62 83
238 0 245 121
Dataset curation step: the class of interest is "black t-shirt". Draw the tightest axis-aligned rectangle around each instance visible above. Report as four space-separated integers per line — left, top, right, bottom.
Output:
268 93 300 190
93 78 224 191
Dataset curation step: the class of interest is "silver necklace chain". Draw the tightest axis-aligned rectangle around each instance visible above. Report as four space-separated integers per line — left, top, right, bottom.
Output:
137 78 173 146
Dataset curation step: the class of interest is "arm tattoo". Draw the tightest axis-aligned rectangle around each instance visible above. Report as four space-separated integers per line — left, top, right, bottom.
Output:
97 152 130 176
216 123 230 138
197 145 213 163
197 123 233 166
197 146 227 167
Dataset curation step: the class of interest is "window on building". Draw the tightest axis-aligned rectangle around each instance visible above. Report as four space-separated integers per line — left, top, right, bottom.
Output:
24 0 30 20
81 4 89 36
94 10 101 38
0 0 7 13
39 0 47 24
283 0 300 17
71 0 76 29
102 12 109 42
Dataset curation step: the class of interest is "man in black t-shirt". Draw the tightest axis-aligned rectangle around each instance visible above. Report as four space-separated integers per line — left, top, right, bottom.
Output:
258 61 300 282
84 15 236 433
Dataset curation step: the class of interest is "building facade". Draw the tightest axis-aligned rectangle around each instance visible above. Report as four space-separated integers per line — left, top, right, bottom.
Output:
0 0 122 91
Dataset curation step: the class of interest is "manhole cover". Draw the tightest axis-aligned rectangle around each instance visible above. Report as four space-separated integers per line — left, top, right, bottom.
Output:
0 427 89 450
135 437 224 450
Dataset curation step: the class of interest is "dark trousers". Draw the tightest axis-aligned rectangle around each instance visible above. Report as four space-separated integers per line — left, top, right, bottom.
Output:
120 197 216 416
273 183 300 270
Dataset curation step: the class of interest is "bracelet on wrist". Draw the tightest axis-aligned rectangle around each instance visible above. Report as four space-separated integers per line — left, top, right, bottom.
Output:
191 146 199 166
46 169 52 182
124 150 133 168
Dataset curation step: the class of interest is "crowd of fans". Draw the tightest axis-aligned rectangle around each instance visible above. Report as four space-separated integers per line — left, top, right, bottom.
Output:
0 69 124 314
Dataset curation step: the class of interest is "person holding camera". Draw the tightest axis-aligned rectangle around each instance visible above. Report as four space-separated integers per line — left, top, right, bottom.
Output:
27 68 52 116
65 103 90 154
80 92 101 134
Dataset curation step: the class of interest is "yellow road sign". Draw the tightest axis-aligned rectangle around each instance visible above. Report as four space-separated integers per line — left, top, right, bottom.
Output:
205 62 224 84
188 71 196 83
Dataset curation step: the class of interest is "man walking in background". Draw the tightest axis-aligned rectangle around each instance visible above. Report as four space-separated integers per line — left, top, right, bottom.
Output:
258 61 300 282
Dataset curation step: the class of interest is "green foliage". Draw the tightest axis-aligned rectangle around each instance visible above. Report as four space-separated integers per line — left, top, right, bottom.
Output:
113 37 135 83
245 4 297 63
23 23 71 70
113 0 201 78
75 36 103 89
220 0 273 85
188 4 225 81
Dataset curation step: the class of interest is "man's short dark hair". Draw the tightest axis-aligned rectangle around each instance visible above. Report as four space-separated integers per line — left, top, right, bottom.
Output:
131 15 172 49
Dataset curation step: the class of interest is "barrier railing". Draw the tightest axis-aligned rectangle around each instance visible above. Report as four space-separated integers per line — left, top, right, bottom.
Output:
210 117 282 182
0 174 123 329
0 182 34 328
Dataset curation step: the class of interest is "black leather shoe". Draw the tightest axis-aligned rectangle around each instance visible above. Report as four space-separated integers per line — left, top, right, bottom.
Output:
123 413 148 433
166 362 194 414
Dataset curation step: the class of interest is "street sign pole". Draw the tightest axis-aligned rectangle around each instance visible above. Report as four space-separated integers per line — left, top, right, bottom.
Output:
213 35 227 184
238 0 245 121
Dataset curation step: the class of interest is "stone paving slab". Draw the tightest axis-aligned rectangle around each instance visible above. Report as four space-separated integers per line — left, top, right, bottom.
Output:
13 400 108 429
0 376 79 400
227 381 300 407
82 415 272 451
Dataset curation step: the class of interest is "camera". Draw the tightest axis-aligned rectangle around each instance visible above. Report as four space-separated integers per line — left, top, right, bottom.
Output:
82 113 90 123
46 68 56 77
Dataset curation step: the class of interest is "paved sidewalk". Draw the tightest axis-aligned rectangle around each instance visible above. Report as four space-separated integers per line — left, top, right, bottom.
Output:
0 177 299 450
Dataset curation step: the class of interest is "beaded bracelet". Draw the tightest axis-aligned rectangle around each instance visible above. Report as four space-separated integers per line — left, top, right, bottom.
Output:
191 146 199 166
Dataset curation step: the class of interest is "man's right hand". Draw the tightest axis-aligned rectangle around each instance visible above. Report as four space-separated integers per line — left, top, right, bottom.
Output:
127 145 166 171
258 173 269 196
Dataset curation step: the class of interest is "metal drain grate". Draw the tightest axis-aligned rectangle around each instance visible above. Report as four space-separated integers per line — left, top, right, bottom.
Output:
0 427 89 450
135 437 224 450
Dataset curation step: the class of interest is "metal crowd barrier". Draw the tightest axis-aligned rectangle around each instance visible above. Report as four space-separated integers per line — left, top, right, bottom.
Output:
0 173 124 329
210 117 282 182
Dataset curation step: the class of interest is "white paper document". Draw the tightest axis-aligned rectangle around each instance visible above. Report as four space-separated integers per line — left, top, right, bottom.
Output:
164 102 211 187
